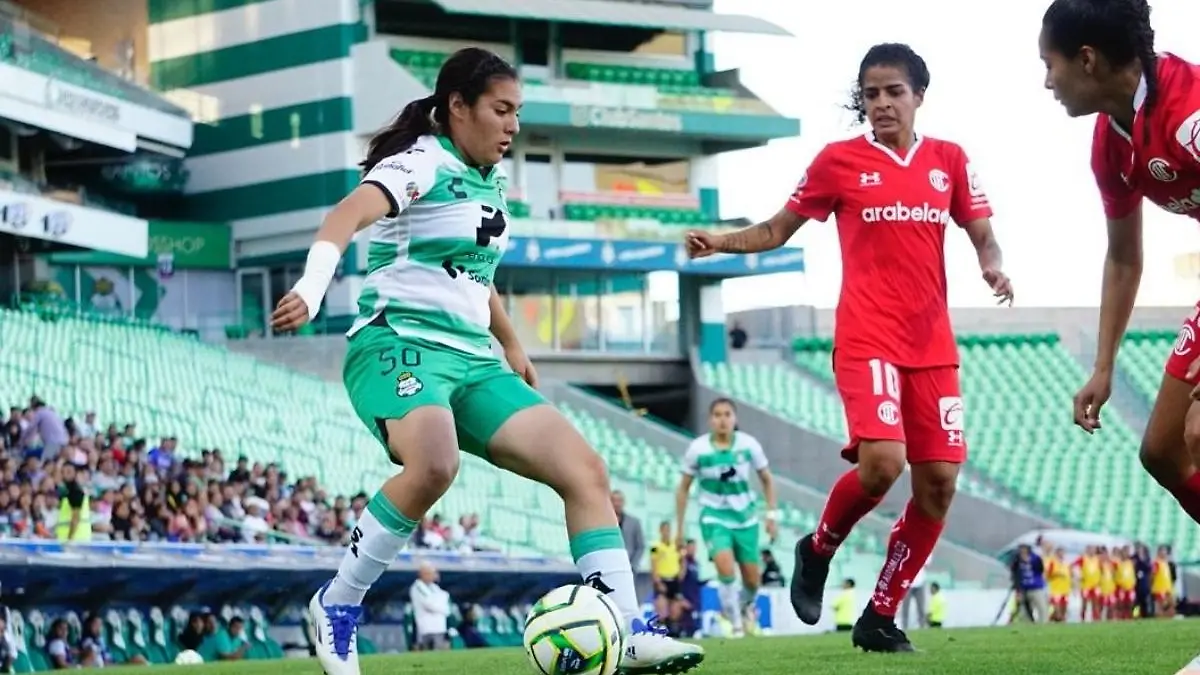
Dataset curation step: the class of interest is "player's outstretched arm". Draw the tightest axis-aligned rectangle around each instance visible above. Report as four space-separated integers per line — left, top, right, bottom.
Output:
488 285 538 388
1073 207 1143 433
962 218 1013 306
1093 208 1144 375
271 185 392 332
674 473 694 548
692 207 807 257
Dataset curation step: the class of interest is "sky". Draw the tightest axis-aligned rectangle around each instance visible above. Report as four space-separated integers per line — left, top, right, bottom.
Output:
705 0 1200 312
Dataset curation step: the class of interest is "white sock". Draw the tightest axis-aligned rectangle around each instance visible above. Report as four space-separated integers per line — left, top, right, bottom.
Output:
571 528 641 632
721 582 743 630
323 492 416 606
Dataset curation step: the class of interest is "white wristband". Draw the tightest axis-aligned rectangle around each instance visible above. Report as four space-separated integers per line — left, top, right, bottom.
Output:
766 509 781 520
291 240 341 320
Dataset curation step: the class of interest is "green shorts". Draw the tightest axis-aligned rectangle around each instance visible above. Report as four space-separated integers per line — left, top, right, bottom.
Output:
343 324 547 463
700 521 760 565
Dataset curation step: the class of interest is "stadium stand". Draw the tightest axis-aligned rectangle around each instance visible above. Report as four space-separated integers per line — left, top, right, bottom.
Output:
1117 330 1178 405
701 334 1198 562
0 307 924 589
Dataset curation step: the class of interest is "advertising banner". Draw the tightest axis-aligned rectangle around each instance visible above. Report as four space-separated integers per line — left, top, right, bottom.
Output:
0 189 148 257
48 220 231 269
502 236 804 276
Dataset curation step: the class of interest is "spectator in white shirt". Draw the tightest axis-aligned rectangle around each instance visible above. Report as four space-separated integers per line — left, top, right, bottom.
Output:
76 412 97 442
410 562 451 651
241 503 269 543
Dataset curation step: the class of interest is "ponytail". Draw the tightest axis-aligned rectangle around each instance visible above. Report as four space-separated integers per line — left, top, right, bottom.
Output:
360 95 436 173
360 48 518 173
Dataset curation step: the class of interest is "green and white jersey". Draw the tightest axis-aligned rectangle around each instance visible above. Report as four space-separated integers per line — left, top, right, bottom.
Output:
682 432 769 529
349 134 510 356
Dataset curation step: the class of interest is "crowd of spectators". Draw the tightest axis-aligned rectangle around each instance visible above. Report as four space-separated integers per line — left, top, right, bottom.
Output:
0 396 485 551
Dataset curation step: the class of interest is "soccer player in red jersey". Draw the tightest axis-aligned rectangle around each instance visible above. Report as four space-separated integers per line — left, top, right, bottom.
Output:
1040 0 1200 528
684 43 1012 652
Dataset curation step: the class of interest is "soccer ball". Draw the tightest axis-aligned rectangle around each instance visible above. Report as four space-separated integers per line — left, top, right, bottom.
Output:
173 649 204 665
523 584 624 675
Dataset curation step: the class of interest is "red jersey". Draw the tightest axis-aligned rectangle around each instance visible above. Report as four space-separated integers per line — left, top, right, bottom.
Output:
785 134 993 368
1092 53 1200 219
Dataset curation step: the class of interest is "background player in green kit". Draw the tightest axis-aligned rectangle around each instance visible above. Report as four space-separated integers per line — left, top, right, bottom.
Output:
269 47 703 675
674 398 778 638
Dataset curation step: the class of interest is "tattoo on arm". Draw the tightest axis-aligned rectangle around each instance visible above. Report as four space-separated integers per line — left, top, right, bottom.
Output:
719 221 775 253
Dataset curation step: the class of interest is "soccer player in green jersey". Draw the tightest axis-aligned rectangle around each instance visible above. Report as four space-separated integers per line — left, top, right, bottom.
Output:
675 398 777 637
270 47 703 675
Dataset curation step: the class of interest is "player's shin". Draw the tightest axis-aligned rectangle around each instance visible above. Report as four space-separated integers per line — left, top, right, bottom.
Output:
324 489 418 606
569 527 641 630
870 500 944 616
812 469 883 555
716 576 743 630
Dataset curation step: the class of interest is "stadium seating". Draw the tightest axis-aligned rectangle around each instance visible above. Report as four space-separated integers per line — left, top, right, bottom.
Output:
1117 330 1176 404
702 334 1199 561
0 307 932 586
4 604 284 668
388 49 769 115
561 202 709 226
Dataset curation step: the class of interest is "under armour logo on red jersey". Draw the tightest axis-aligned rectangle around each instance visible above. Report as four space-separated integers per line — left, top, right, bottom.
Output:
860 171 881 186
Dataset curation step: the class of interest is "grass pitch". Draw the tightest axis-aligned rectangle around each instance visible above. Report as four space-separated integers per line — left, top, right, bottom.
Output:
99 620 1196 674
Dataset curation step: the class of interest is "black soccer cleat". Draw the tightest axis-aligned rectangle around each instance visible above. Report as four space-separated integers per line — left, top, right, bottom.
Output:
851 603 916 653
790 533 831 625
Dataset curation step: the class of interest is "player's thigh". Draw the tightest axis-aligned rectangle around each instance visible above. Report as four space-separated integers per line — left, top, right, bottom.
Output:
449 355 547 460
832 352 907 471
700 522 736 574
1142 369 1195 475
458 367 609 494
729 525 761 567
342 327 459 465
899 366 967 464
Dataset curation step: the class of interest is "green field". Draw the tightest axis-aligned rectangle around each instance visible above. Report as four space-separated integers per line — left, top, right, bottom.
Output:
96 621 1197 675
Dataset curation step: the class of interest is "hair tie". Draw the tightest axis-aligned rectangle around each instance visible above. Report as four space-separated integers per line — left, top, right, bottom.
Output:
427 105 442 133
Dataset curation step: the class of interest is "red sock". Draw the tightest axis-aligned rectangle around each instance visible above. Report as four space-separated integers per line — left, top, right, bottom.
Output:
1168 472 1200 525
811 469 882 556
870 500 944 617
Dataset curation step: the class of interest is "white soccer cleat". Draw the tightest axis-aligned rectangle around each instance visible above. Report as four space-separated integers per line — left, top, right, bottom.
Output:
308 581 363 675
618 617 705 674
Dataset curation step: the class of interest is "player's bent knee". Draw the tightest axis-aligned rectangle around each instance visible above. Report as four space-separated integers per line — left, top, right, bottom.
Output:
856 440 906 495
550 447 611 499
1139 439 1184 486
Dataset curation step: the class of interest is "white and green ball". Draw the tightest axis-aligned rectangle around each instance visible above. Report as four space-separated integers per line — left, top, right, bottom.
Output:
523 584 625 675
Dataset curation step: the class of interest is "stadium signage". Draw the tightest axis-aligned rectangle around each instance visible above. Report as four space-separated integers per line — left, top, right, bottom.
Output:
569 105 684 132
503 236 804 276
45 80 121 125
48 220 231 269
0 189 148 258
0 63 192 151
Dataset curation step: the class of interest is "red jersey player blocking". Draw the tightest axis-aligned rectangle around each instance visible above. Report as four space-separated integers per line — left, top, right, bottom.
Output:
685 43 1012 653
1041 0 1200 530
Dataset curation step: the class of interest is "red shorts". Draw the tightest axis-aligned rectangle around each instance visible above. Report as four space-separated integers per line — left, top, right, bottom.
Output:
1117 589 1135 604
1165 303 1200 383
1082 588 1100 602
1050 594 1069 609
834 353 966 464
1154 591 1174 603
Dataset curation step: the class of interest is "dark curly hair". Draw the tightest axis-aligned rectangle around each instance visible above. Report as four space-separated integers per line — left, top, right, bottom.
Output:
845 43 930 125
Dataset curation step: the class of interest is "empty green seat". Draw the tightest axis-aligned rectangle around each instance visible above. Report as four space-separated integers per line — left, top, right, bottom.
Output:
704 332 1197 561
